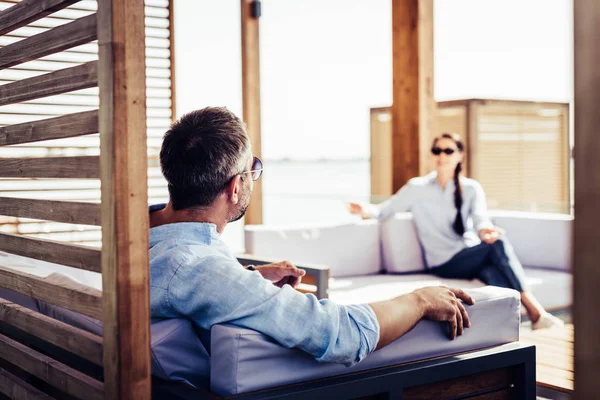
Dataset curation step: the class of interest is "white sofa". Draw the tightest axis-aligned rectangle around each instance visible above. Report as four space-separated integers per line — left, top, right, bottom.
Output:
245 210 573 311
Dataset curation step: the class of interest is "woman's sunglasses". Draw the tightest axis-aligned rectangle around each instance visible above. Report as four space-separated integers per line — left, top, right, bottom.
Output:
239 156 264 181
431 147 456 156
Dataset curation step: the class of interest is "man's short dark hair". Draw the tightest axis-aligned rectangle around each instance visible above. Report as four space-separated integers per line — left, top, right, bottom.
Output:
160 107 250 210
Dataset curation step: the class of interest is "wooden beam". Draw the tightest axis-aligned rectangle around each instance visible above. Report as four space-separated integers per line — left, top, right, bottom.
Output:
97 0 151 398
0 62 98 107
0 14 97 71
390 0 435 192
0 232 101 272
0 366 55 400
0 333 103 400
0 197 100 226
0 156 99 179
241 0 263 225
0 264 102 320
0 110 99 146
0 0 79 36
0 298 103 365
168 0 176 123
574 0 600 397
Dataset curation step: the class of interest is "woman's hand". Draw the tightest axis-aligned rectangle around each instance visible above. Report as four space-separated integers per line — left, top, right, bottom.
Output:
479 226 505 244
347 202 371 219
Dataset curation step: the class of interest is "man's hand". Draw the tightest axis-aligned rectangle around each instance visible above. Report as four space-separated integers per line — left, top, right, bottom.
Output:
479 226 505 244
255 261 306 288
412 286 475 340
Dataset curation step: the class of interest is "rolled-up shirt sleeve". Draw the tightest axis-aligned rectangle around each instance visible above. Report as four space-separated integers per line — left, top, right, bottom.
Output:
165 254 380 366
471 181 493 232
373 181 416 220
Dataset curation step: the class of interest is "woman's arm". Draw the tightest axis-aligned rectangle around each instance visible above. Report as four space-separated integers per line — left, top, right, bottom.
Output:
471 181 499 242
349 182 416 220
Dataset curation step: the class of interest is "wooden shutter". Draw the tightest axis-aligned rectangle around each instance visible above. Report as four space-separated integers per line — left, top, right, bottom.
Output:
470 100 570 214
0 0 172 247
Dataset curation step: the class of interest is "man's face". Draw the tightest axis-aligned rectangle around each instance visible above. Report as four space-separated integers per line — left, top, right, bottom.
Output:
228 155 253 223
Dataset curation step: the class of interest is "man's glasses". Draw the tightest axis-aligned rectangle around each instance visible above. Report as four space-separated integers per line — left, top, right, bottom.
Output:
431 147 456 156
239 156 263 181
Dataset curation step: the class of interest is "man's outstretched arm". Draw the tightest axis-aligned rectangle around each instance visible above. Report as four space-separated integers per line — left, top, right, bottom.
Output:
370 286 475 349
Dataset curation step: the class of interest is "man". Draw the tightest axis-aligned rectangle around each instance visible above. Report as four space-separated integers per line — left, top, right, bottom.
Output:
149 106 474 366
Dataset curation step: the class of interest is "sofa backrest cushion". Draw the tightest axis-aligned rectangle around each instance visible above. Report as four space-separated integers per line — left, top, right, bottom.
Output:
489 210 573 272
380 213 426 273
245 221 381 277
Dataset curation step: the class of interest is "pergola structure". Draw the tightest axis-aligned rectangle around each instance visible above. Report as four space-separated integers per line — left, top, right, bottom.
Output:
0 0 597 398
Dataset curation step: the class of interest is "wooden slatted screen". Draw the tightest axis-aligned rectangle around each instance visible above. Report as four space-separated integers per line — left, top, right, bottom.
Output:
370 99 571 214
0 0 157 398
0 0 172 247
472 100 570 214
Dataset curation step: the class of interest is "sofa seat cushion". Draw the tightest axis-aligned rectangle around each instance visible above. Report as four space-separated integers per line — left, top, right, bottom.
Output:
329 274 485 305
210 286 520 396
245 221 381 277
329 269 571 311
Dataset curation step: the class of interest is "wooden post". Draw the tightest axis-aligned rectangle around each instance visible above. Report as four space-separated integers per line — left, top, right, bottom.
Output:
390 0 435 192
97 0 151 398
574 0 600 397
241 0 263 224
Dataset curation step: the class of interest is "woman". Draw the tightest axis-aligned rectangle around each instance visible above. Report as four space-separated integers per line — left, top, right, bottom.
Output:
349 133 563 330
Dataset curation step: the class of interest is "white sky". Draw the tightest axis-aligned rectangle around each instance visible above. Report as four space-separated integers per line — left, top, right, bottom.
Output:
173 0 573 160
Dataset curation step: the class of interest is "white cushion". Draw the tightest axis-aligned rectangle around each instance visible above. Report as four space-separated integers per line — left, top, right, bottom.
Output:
245 221 381 277
380 213 426 273
210 286 520 396
524 267 572 311
489 211 573 272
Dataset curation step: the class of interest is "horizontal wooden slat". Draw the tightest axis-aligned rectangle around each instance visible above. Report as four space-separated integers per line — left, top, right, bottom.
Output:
0 333 103 400
0 110 98 146
0 298 102 365
0 232 100 272
0 14 97 71
0 61 97 107
0 198 100 226
0 156 99 179
0 366 54 400
0 0 79 36
0 263 102 319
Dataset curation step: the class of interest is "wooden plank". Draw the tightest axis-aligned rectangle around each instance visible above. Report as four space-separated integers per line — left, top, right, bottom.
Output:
0 198 100 226
403 367 513 400
0 333 103 400
574 1 600 398
0 14 97 71
0 62 98 107
391 0 435 191
97 0 151 398
0 264 102 319
0 366 54 400
0 232 101 272
0 156 99 179
0 0 79 36
0 298 103 365
241 0 263 224
0 110 99 146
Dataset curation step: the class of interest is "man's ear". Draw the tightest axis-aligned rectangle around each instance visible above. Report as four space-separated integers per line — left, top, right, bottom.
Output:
226 175 242 204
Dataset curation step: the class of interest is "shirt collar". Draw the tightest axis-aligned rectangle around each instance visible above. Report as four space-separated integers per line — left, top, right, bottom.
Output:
148 203 220 248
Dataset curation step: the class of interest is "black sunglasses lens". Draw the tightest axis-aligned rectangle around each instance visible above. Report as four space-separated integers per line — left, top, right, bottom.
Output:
443 148 455 155
432 148 442 155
